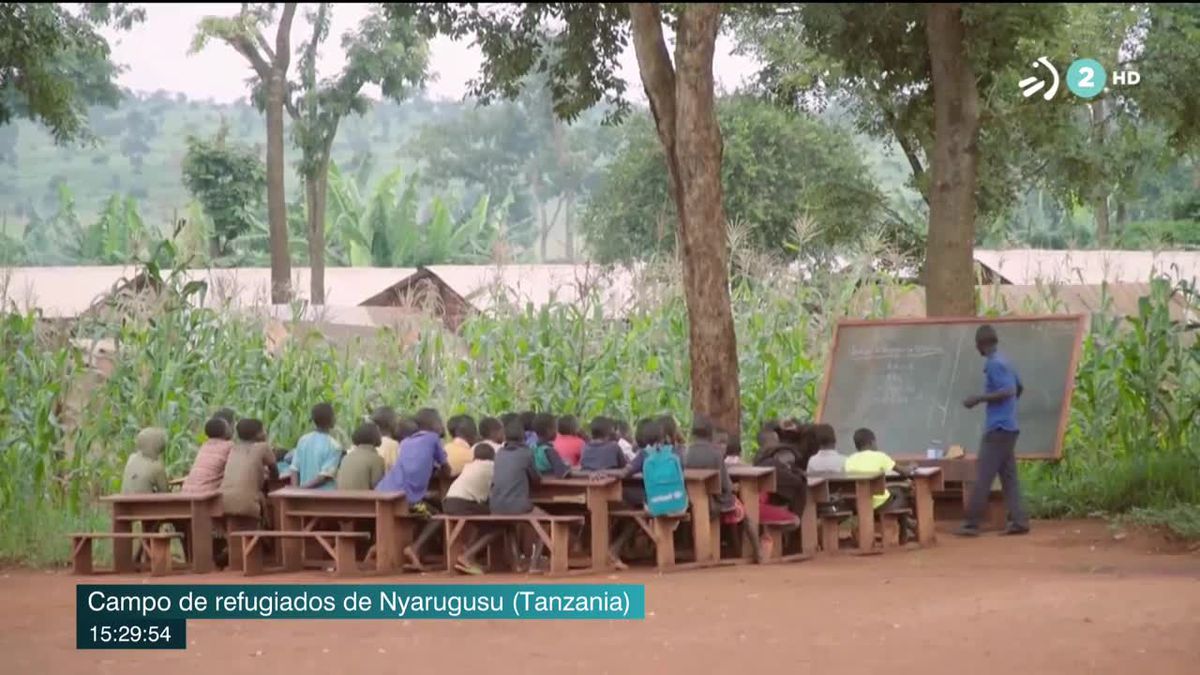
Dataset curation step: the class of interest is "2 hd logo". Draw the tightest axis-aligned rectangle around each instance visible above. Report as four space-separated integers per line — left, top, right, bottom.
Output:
1021 57 1139 101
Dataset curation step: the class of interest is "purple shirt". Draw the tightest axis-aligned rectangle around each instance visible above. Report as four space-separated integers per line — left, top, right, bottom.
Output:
376 430 447 503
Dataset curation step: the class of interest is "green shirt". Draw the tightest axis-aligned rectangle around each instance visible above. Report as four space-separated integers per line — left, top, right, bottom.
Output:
336 445 386 491
844 450 897 509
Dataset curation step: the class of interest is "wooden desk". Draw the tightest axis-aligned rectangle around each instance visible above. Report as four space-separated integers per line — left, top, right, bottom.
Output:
534 476 622 571
683 469 721 563
908 467 944 545
727 465 776 559
913 458 1004 527
270 488 408 573
100 491 220 574
802 477 829 555
806 472 886 552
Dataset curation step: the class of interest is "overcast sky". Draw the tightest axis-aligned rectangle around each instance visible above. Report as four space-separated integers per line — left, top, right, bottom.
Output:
104 4 761 103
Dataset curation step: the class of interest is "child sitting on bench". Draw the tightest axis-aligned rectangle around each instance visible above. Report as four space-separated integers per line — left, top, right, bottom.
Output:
846 428 917 543
444 443 498 575
490 415 547 572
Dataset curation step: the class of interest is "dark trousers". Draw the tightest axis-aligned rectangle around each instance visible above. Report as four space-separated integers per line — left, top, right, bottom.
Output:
965 429 1028 529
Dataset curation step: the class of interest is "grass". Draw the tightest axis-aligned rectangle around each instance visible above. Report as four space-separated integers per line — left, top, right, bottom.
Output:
1 251 1197 566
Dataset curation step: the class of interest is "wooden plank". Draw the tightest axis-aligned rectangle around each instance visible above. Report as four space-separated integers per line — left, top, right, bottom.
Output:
801 478 824 555
110 505 135 574
821 516 841 553
190 498 214 574
854 481 876 552
549 521 570 576
444 519 468 573
269 488 405 502
685 477 716 565
148 537 172 577
912 470 940 546
334 535 358 577
101 490 220 503
879 513 901 548
586 483 613 571
72 537 93 575
280 504 304 573
242 536 264 576
652 517 678 571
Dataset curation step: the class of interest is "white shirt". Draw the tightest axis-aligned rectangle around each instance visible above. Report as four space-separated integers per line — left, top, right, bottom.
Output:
445 459 494 502
806 449 847 473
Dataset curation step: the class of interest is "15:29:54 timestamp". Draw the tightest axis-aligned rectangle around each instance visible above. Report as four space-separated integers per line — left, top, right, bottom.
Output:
90 624 172 644
79 620 185 650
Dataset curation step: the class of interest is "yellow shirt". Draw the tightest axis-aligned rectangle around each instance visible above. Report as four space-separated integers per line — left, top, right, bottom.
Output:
446 437 474 476
377 437 400 472
844 450 897 509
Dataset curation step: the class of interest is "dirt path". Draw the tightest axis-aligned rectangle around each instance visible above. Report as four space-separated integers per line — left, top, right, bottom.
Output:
3 519 1198 675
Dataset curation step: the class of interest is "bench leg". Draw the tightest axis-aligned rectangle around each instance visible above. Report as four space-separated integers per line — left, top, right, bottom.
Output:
242 537 264 577
72 537 94 575
549 521 570 576
801 497 819 556
225 516 256 572
765 528 785 562
112 514 135 574
879 515 901 548
149 538 172 577
914 479 937 546
821 519 841 553
652 518 677 571
334 536 358 577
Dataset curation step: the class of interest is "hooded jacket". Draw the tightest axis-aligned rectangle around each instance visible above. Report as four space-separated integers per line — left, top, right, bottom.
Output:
122 427 169 494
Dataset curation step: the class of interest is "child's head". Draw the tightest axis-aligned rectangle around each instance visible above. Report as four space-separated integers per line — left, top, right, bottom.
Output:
659 415 682 445
396 416 417 440
975 324 999 356
370 406 398 438
813 423 837 450
690 414 714 441
205 416 232 441
589 416 614 442
236 418 265 443
533 413 558 444
634 417 663 449
757 426 780 452
135 427 167 459
558 415 581 438
720 430 740 457
519 410 536 432
473 443 496 462
448 415 478 443
615 419 632 442
311 403 335 432
853 428 877 452
503 415 526 444
415 408 443 435
214 407 237 428
352 421 383 448
478 416 504 444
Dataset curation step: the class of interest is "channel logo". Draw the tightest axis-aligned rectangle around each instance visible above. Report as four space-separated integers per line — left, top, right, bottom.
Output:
1019 57 1060 101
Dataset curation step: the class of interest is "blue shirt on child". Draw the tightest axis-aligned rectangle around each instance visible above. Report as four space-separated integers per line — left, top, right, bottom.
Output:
983 351 1021 433
288 431 341 490
376 430 446 503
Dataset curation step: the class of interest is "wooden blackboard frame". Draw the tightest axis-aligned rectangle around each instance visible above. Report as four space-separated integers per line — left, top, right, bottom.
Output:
815 314 1087 461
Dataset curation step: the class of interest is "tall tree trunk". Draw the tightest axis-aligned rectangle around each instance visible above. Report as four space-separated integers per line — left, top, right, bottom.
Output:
265 3 297 304
305 162 329 305
564 193 576 262
631 3 741 440
1089 99 1110 246
924 4 980 317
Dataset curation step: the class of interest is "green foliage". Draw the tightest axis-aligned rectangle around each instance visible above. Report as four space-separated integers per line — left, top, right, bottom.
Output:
582 97 884 261
0 3 144 143
80 194 148 264
180 125 266 255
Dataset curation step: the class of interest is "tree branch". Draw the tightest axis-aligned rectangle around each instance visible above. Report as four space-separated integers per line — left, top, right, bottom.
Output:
253 29 276 64
629 4 679 159
276 3 298 72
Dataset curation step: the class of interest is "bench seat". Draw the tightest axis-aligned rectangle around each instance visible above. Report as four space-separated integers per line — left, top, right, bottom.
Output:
434 513 584 576
610 509 689 571
230 530 369 577
69 532 182 576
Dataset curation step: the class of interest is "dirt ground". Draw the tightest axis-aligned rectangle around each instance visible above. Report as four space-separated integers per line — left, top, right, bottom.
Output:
3 519 1198 675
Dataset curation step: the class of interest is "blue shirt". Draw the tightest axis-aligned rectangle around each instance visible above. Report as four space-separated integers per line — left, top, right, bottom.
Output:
983 351 1021 432
289 431 342 490
524 431 538 448
376 430 446 503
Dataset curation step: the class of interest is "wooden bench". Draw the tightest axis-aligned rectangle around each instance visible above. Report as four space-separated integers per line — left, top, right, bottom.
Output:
230 530 369 577
876 507 913 548
436 513 584 576
610 509 690 571
70 532 182 576
760 520 807 563
818 506 851 553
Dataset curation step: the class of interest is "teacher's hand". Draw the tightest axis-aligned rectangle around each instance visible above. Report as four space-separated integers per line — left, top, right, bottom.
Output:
962 395 981 409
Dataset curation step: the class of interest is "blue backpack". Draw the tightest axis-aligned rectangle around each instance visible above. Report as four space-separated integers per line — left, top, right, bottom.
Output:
642 445 687 516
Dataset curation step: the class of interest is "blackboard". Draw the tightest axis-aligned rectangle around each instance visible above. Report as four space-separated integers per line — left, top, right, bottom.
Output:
816 315 1086 460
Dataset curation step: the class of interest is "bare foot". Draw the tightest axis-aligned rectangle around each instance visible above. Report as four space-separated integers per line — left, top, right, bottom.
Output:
403 546 424 571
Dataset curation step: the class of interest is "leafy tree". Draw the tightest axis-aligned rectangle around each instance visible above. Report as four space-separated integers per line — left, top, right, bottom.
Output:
119 108 157 173
0 3 144 143
181 125 267 258
283 3 428 303
192 3 298 303
79 194 147 263
390 3 753 438
582 96 884 261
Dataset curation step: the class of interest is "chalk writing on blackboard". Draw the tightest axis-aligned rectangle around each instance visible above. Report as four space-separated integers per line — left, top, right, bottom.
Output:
849 345 945 361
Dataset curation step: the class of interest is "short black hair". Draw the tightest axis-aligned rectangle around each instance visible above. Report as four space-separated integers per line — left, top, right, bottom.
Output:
214 407 237 427
853 428 877 451
311 403 335 430
204 417 231 440
473 442 496 461
371 406 398 437
236 418 264 441
533 412 558 443
634 417 663 448
504 415 526 443
479 416 504 443
659 415 681 444
353 421 383 447
415 408 442 433
615 419 632 440
976 324 998 346
519 410 536 431
691 414 714 440
448 414 478 442
589 416 614 441
558 415 580 437
812 423 837 450
723 432 742 458
757 427 779 449
396 416 417 440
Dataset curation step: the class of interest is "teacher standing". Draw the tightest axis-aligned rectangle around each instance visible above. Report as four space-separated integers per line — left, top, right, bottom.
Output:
956 324 1030 537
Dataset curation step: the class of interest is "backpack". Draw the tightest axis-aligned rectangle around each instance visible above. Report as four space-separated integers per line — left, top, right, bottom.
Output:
642 445 687 516
533 444 553 474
